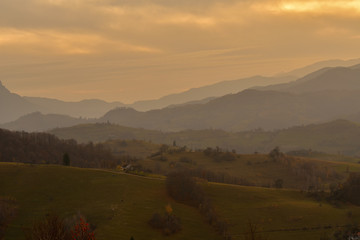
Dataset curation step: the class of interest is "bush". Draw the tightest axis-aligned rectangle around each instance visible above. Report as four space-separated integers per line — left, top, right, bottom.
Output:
166 171 204 206
274 179 283 189
71 217 95 240
331 173 360 205
25 213 95 240
25 214 70 240
148 205 181 236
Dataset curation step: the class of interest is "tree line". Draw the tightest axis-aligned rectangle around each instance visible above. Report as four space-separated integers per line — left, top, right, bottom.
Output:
0 128 133 169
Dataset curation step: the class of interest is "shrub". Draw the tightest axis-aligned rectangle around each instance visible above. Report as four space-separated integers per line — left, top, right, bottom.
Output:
71 217 95 240
25 214 70 240
148 205 181 236
25 213 95 240
166 171 204 206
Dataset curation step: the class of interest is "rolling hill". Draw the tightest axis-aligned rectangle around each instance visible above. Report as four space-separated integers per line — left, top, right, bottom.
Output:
49 119 360 157
1 163 360 240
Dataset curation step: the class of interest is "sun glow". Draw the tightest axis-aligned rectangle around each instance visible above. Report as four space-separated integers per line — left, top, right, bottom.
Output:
261 0 360 14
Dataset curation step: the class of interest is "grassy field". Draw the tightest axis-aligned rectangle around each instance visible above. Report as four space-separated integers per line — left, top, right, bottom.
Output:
0 163 218 240
1 163 360 240
139 151 360 189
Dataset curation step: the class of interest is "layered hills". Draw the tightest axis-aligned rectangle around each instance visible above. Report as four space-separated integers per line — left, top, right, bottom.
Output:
49 119 360 157
0 81 124 124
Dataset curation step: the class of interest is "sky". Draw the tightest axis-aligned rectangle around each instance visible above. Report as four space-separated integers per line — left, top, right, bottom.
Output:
1 0 360 103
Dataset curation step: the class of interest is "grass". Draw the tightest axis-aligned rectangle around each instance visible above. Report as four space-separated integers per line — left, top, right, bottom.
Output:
205 183 360 240
139 151 360 189
1 162 360 240
0 163 218 240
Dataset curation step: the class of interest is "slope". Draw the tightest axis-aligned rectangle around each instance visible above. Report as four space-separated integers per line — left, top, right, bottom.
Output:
0 81 37 124
257 65 360 93
1 163 360 240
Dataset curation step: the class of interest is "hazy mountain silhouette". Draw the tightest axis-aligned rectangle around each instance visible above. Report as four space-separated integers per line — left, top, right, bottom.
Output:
24 97 124 118
49 119 360 156
128 58 360 111
258 66 360 93
98 64 360 131
279 58 360 78
129 75 295 111
3 59 360 131
100 88 360 132
0 112 91 132
0 81 37 124
0 81 124 123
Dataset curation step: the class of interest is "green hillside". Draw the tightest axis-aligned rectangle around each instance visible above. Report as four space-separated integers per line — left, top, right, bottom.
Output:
138 150 360 190
50 120 360 159
1 163 360 240
0 163 218 240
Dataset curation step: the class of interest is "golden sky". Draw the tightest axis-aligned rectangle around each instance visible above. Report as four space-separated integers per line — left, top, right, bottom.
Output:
1 0 360 103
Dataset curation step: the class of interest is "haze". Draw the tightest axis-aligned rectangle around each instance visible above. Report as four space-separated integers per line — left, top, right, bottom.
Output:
1 0 360 103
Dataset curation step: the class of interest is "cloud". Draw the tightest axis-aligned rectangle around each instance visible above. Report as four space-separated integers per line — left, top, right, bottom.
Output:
256 0 360 15
0 28 162 55
1 0 360 102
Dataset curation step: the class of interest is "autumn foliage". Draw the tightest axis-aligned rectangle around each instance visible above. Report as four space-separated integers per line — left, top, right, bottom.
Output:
71 218 95 240
25 214 95 240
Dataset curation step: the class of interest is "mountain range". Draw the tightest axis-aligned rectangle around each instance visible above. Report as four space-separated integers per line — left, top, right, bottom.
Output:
0 81 124 124
2 58 360 125
2 59 360 132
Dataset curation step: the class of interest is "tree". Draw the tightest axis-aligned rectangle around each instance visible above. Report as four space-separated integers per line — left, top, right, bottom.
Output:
243 220 268 240
63 153 70 166
269 147 282 162
25 214 95 240
25 214 70 240
148 205 181 236
274 179 283 189
71 217 95 240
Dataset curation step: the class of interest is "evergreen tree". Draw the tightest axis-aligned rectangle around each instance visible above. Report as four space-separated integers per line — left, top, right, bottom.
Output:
63 153 70 166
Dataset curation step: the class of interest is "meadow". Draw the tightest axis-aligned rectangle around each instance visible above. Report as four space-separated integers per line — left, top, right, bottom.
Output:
1 162 360 240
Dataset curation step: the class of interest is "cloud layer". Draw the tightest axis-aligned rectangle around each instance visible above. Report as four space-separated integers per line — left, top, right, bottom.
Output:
1 0 360 102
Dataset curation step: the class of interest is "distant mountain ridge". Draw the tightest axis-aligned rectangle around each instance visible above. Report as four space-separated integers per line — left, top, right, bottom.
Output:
0 82 124 124
2 58 360 130
24 96 124 118
49 119 360 157
99 87 360 132
257 66 360 93
4 63 360 132
0 112 91 132
129 75 295 111
130 58 360 111
0 81 37 124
